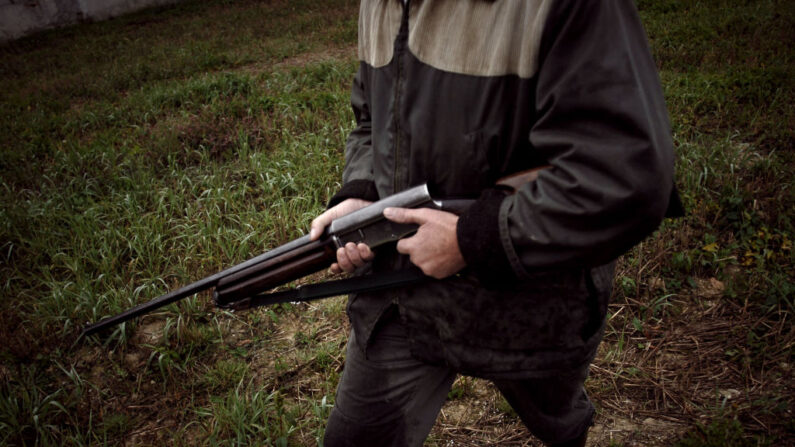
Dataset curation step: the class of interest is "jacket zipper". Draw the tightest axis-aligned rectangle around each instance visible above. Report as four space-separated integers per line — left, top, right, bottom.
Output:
393 0 410 192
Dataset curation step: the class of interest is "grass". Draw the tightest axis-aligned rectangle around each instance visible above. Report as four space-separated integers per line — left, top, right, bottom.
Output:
0 0 793 445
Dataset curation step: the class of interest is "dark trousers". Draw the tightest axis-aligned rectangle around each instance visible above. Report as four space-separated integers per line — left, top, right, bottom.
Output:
323 310 594 446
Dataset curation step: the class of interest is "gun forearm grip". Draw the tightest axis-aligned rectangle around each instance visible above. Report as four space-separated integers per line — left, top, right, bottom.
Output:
213 239 336 307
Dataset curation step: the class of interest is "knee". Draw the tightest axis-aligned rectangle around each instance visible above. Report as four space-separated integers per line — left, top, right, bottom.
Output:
323 406 407 447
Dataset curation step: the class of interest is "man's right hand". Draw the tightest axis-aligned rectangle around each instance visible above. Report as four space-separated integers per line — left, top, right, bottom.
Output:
310 198 374 274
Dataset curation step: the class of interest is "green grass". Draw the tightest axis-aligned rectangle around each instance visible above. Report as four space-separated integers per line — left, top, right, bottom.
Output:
598 0 793 443
640 0 794 314
1 1 357 445
0 0 793 445
675 417 773 447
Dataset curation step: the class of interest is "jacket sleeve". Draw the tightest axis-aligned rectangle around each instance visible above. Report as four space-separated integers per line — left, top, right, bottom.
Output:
457 0 676 285
328 64 379 208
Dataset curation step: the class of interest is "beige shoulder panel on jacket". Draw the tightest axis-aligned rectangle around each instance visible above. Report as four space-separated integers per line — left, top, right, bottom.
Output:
359 0 554 78
358 0 403 67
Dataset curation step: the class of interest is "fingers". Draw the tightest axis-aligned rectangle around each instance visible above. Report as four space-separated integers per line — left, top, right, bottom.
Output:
395 236 412 256
386 207 422 257
333 242 374 274
391 208 465 279
310 198 373 240
357 242 374 261
310 211 333 240
383 207 429 225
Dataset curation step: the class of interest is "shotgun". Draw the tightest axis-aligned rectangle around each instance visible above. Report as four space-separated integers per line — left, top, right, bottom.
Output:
81 184 470 337
81 168 546 338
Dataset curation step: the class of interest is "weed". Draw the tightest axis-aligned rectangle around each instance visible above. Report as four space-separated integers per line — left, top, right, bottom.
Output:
496 396 519 419
447 377 476 400
675 417 772 447
196 379 299 445
0 368 69 445
200 359 249 392
310 394 334 444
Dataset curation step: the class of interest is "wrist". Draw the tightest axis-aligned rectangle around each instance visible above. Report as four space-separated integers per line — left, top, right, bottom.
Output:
456 188 517 287
327 180 378 208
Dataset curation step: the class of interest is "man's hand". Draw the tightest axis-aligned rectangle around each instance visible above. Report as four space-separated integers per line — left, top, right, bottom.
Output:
310 198 374 274
383 207 466 279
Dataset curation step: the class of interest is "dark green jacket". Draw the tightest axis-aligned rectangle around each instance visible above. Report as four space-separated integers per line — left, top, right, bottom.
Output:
330 0 681 378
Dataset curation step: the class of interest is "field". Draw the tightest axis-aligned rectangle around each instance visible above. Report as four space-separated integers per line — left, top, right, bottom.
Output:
0 0 792 445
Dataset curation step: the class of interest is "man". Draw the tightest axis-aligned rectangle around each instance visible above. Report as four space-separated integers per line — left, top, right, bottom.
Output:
310 0 682 445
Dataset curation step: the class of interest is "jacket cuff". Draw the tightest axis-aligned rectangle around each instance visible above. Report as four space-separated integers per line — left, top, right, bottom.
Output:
327 179 379 209
456 187 517 288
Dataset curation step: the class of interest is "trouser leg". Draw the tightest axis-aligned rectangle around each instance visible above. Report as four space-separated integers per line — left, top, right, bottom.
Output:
492 365 593 446
324 311 456 447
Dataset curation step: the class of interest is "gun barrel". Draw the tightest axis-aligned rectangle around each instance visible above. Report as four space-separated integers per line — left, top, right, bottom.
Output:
81 235 328 337
81 276 218 337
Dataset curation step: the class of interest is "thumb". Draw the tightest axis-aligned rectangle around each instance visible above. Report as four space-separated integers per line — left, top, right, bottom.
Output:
383 207 427 225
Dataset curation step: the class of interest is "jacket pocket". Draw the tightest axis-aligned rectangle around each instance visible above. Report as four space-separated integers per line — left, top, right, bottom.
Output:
401 269 596 352
581 261 616 341
472 271 594 351
463 126 505 186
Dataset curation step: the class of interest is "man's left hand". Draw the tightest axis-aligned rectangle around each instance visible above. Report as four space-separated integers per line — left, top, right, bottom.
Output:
383 207 466 279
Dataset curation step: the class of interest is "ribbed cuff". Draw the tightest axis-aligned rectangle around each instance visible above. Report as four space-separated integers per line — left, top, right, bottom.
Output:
327 180 379 209
456 187 517 288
